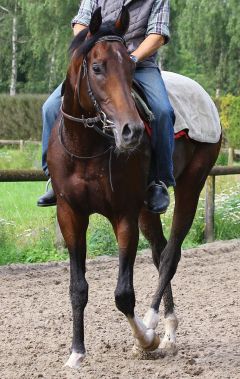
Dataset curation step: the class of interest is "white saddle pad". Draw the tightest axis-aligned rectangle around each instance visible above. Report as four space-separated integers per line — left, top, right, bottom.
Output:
162 71 221 143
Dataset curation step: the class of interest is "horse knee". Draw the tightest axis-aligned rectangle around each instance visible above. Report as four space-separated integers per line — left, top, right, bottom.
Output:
70 279 88 309
115 287 135 317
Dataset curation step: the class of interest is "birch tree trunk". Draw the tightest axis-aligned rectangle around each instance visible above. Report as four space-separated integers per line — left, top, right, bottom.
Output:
10 1 17 96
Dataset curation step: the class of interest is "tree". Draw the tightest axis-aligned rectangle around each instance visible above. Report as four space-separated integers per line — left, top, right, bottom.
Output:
0 1 29 94
162 0 240 96
226 0 240 94
20 0 79 93
10 1 18 95
0 1 239 95
220 95 240 149
0 1 24 95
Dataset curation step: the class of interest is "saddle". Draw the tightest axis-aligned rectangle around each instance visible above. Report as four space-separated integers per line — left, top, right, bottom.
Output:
132 79 188 140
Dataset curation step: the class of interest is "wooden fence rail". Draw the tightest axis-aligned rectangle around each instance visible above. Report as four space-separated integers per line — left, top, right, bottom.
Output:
0 169 46 182
0 166 239 243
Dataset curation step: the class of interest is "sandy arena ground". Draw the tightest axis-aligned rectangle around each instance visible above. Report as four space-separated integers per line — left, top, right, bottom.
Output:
0 240 240 379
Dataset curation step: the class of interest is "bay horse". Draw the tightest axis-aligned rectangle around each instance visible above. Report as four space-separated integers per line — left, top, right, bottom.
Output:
48 7 221 368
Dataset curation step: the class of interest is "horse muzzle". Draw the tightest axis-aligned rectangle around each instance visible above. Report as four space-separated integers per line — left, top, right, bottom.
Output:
115 122 144 151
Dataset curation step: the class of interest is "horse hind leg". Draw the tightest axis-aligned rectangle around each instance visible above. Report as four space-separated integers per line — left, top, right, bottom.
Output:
158 140 221 354
139 209 178 355
159 284 178 355
150 142 221 348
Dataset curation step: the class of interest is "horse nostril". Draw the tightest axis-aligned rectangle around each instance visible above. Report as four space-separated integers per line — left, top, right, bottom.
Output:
122 123 132 139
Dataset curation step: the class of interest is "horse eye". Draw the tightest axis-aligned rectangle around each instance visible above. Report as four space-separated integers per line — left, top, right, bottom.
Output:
92 64 103 74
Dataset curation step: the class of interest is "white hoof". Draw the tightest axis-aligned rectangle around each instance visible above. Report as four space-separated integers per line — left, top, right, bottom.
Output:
64 351 85 369
135 329 160 352
160 312 178 356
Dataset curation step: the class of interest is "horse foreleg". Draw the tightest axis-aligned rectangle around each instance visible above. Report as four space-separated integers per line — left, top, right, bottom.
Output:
57 202 89 369
139 209 178 352
113 216 160 352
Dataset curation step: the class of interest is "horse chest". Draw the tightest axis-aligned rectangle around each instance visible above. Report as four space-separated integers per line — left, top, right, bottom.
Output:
60 169 113 213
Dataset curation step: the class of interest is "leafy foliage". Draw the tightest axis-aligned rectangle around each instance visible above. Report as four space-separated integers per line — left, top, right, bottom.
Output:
0 1 240 95
163 0 240 96
0 0 78 93
0 94 47 139
219 95 240 148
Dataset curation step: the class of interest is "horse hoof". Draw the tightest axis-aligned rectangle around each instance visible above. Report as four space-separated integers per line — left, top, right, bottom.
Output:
64 351 85 369
134 330 160 352
143 332 160 352
159 340 178 356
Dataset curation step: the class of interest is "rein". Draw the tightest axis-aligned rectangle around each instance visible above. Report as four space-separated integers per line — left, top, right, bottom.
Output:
58 116 115 191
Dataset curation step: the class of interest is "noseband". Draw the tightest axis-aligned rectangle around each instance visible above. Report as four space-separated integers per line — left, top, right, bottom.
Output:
61 35 126 141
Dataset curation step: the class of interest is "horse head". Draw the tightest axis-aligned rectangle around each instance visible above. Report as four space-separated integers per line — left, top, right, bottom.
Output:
67 6 144 152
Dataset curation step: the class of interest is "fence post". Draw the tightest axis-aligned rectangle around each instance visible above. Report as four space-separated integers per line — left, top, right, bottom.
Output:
19 140 24 151
204 175 216 243
228 147 234 166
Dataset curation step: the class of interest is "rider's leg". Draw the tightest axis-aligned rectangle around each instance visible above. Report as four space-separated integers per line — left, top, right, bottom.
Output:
134 67 175 213
37 83 62 207
42 83 62 176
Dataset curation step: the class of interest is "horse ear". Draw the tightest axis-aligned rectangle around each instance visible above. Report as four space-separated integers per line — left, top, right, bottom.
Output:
89 7 102 35
115 6 130 35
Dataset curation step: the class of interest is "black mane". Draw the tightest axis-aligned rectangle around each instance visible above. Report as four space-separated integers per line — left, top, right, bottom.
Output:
69 21 124 58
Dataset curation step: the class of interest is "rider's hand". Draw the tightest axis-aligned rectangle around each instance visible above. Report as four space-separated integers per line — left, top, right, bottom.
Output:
73 23 87 36
129 54 138 68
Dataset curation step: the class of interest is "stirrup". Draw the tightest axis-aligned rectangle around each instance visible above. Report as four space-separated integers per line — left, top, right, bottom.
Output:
45 178 52 192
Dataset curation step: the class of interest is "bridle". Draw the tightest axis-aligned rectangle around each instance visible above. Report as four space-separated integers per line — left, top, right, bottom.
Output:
58 35 127 192
60 35 126 141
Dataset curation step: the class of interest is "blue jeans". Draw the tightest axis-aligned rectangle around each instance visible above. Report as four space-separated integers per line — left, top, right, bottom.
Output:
41 67 175 186
42 83 62 176
134 67 175 187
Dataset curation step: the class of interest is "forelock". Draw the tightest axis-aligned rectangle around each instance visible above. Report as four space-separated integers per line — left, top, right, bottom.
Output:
69 21 124 58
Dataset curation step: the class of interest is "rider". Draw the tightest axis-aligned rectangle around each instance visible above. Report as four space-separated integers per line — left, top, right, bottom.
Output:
37 0 175 213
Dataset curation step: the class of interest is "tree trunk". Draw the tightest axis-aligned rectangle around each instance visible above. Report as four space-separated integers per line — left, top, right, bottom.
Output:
48 54 56 93
10 1 17 96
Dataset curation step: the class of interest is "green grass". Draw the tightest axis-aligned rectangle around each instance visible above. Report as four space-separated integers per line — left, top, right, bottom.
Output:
0 146 240 265
1 177 239 265
215 151 228 166
0 182 67 265
0 144 42 170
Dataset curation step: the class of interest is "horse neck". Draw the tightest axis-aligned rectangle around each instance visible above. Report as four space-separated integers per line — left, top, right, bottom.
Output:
62 73 108 156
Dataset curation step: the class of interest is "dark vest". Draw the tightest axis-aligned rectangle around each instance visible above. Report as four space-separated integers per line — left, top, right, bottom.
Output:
97 0 158 67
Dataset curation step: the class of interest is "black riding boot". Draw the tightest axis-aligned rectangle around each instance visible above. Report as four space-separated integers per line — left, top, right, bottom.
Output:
37 179 56 207
144 180 170 214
